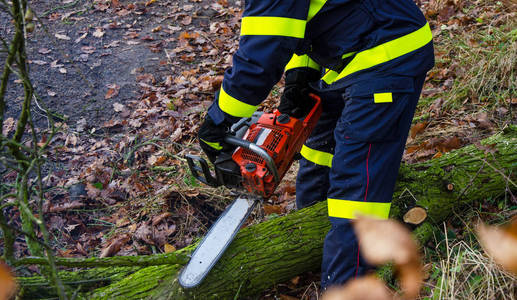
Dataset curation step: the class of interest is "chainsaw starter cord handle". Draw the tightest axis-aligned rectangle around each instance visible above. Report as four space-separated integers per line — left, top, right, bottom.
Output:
224 135 280 183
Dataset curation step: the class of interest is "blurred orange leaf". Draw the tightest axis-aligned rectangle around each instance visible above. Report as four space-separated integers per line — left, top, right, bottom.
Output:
476 218 517 275
322 276 395 300
0 261 17 300
353 216 423 299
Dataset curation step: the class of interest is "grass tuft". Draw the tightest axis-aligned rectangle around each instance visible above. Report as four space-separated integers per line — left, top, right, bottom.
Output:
425 239 517 299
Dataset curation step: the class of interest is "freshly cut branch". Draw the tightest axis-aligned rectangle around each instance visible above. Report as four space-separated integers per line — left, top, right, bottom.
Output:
19 126 517 299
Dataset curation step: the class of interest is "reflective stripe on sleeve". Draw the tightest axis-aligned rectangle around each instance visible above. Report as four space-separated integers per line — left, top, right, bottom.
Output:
218 86 258 118
285 54 321 71
308 0 328 21
327 198 391 219
323 23 433 84
200 139 222 150
300 145 333 168
240 16 306 38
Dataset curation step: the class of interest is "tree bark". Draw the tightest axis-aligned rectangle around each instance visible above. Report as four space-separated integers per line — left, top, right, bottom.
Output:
19 126 517 299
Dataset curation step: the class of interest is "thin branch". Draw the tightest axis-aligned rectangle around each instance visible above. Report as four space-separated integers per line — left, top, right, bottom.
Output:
470 154 517 189
456 160 486 202
0 193 17 202
14 252 190 268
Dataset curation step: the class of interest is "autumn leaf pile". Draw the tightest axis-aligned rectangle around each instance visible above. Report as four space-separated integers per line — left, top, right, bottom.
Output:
1 0 516 298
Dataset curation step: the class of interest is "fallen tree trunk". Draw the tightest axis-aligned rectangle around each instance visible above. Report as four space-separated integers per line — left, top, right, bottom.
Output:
19 126 517 299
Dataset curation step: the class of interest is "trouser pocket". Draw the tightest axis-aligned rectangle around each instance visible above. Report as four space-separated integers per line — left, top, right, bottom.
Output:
338 76 416 142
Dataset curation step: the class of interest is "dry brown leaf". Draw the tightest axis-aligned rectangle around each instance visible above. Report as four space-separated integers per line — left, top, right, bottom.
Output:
115 217 131 228
476 219 517 275
322 276 395 300
164 243 176 253
279 295 299 300
181 15 192 25
105 84 120 99
263 204 284 215
0 261 17 300
55 33 71 40
290 276 300 286
2 117 15 136
432 151 443 159
435 136 462 153
38 48 51 54
410 122 428 139
100 234 131 258
93 28 105 38
353 216 423 299
113 102 126 112
210 75 224 91
179 31 200 40
135 223 155 245
405 145 422 155
474 112 493 130
48 200 85 213
152 212 172 226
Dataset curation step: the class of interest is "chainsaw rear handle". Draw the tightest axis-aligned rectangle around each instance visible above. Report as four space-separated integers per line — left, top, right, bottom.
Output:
224 136 279 183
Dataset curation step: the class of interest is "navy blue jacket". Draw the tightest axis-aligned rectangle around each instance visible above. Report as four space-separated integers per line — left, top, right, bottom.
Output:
208 0 434 124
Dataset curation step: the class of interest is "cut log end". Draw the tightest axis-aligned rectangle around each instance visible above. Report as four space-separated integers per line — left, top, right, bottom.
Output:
403 207 427 225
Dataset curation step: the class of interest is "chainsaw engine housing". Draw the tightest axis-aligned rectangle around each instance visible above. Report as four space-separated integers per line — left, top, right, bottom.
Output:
232 95 321 198
186 94 321 199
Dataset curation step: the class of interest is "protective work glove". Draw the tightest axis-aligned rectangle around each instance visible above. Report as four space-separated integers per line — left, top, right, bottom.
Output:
278 68 320 118
197 114 232 162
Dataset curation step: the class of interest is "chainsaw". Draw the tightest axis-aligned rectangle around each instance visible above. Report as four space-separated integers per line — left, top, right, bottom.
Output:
179 94 322 288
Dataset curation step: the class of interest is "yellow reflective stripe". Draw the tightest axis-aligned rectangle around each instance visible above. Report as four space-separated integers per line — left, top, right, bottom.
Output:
332 23 433 83
308 0 327 21
374 92 393 103
218 86 257 118
342 51 356 59
240 16 306 38
300 145 333 168
200 139 223 150
322 69 339 84
328 198 391 219
285 54 320 71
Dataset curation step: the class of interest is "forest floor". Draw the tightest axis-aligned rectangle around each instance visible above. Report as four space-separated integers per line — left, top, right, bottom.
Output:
1 0 516 299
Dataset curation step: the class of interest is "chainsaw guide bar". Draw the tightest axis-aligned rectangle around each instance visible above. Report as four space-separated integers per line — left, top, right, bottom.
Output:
178 194 259 288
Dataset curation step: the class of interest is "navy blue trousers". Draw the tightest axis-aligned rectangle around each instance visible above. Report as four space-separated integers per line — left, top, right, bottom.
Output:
296 74 426 289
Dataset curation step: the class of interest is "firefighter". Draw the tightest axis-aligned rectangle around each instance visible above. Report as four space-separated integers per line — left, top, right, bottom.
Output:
197 0 434 289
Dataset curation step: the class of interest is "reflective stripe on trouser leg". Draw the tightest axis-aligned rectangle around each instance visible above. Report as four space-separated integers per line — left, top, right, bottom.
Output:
321 74 427 289
295 91 343 209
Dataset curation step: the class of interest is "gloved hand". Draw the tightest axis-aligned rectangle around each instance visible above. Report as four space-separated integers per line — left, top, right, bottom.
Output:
198 114 232 162
278 68 320 118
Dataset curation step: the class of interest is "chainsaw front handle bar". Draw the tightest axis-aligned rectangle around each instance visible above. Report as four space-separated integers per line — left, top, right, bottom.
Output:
224 135 280 183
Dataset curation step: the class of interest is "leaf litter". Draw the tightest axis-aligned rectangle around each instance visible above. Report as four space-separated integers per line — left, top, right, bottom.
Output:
1 0 515 299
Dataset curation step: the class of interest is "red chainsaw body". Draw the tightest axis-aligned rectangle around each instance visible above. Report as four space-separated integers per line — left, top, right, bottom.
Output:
232 94 322 198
